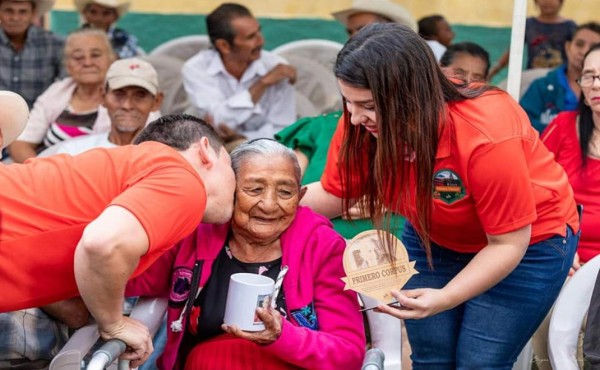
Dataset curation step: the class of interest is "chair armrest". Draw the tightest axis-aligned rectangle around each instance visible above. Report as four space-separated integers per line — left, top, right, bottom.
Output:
49 297 168 370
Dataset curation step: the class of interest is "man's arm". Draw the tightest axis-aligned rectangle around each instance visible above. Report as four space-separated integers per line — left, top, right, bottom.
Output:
249 63 296 104
183 59 295 131
73 205 153 367
8 141 38 163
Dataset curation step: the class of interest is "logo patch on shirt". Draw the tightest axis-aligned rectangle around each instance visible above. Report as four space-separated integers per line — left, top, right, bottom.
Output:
290 302 318 331
170 267 193 305
432 169 466 204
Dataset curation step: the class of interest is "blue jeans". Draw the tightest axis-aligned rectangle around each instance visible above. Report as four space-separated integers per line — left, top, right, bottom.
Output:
402 222 578 370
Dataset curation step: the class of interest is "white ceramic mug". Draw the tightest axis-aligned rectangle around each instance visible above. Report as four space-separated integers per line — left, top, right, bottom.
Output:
223 273 275 331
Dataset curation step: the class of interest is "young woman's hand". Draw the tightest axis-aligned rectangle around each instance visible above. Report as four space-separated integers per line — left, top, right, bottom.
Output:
374 288 454 319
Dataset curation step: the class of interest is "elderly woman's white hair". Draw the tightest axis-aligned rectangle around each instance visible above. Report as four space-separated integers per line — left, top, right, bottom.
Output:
63 27 116 63
230 138 302 186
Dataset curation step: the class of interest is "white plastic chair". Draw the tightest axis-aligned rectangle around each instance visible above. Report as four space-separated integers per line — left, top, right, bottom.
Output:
513 340 534 370
141 54 196 115
272 39 344 117
49 297 168 370
149 35 211 62
548 254 600 369
284 54 342 116
359 294 402 370
272 39 344 71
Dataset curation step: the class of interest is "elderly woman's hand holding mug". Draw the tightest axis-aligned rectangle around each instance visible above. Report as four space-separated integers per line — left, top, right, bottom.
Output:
221 306 283 345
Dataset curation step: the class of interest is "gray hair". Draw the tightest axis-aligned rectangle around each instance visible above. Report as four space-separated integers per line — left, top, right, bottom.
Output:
64 27 116 63
230 139 301 186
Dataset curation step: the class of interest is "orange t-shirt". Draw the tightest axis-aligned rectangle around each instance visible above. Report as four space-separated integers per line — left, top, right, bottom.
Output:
322 90 579 252
0 142 206 311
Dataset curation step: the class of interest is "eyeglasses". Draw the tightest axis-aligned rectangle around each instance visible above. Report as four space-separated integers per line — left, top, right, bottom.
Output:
577 75 600 87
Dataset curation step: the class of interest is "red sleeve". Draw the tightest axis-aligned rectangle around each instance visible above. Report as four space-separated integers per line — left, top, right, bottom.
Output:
321 116 346 197
541 111 576 162
126 243 180 297
320 116 367 199
111 166 206 274
468 138 537 235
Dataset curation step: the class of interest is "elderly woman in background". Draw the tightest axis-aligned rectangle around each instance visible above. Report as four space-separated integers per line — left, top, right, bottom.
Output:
543 43 600 269
127 138 365 370
9 28 115 163
439 41 491 84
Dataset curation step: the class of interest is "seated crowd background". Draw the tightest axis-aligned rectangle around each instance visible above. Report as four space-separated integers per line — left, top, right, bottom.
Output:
0 0 599 369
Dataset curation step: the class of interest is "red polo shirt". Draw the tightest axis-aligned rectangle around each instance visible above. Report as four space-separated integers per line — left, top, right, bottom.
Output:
321 90 579 252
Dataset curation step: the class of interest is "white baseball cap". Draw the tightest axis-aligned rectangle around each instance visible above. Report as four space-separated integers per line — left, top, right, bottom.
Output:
105 58 159 95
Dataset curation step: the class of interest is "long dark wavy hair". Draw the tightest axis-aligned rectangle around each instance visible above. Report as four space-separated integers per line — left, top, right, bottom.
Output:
334 23 493 266
578 43 600 168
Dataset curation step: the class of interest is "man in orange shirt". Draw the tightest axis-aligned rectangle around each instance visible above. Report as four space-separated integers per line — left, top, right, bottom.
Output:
0 112 235 367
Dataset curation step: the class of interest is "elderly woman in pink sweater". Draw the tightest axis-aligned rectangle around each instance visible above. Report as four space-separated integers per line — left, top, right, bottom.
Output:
127 138 365 370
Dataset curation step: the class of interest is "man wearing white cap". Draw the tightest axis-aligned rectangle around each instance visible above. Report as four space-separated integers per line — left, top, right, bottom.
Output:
0 0 65 108
331 0 417 37
75 0 140 58
41 57 163 156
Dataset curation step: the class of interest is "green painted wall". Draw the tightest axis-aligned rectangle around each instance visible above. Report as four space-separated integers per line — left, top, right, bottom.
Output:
50 11 513 83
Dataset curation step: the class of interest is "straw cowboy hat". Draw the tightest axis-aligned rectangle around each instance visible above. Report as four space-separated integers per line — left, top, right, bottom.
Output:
332 0 417 32
74 0 130 17
0 91 29 149
10 0 56 17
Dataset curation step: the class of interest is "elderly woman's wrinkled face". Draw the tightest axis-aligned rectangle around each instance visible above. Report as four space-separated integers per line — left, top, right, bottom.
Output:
232 155 301 243
65 34 113 86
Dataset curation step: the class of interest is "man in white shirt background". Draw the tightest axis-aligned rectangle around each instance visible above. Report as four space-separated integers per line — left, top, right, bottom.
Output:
182 2 296 141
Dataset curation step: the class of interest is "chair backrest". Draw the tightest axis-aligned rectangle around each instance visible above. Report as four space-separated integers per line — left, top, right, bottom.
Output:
272 39 344 71
548 254 600 369
149 35 212 62
141 54 195 115
496 68 552 100
284 54 342 116
272 39 344 117
295 90 319 119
